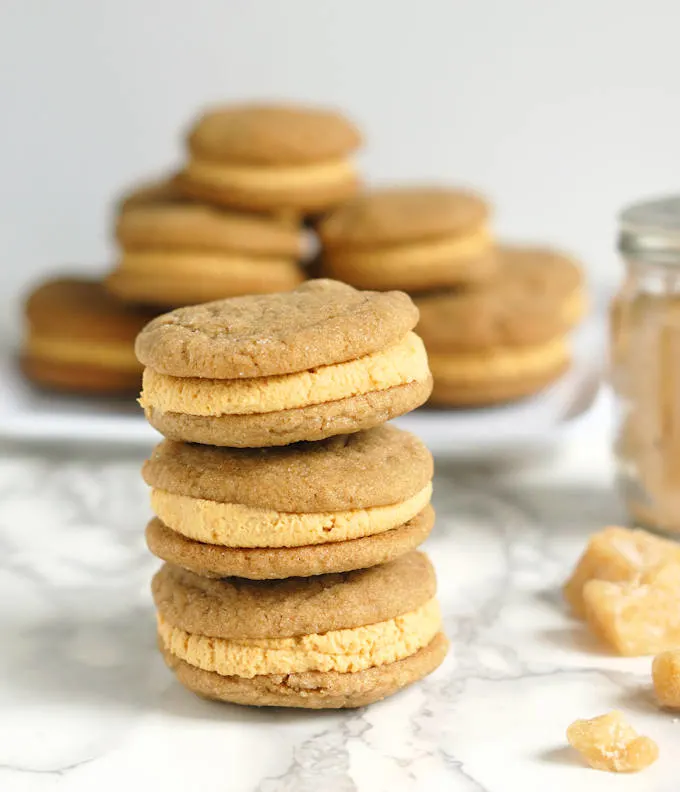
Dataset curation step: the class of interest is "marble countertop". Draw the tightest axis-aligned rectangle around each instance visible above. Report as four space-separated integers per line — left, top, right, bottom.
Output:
2 408 679 792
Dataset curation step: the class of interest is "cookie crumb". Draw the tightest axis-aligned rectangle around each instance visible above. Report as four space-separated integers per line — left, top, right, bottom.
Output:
566 711 658 772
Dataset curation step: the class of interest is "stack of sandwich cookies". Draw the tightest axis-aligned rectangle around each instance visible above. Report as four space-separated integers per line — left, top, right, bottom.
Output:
107 202 305 307
23 277 154 394
136 280 432 447
143 426 434 579
153 552 447 709
415 245 586 406
136 278 447 708
318 187 496 291
179 103 362 214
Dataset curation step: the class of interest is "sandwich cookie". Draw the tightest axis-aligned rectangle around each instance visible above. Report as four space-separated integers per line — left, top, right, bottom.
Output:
415 245 586 406
179 103 362 213
143 425 434 579
136 280 432 447
153 551 448 708
106 203 305 307
319 186 496 291
22 277 154 394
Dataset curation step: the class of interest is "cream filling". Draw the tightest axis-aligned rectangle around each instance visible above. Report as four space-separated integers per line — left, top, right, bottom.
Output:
150 482 432 547
324 227 492 289
139 331 430 417
118 252 298 278
158 597 441 677
185 156 356 191
428 337 569 384
329 226 491 270
26 334 141 371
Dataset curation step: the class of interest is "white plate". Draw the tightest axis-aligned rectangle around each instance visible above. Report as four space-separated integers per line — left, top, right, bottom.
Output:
0 319 605 455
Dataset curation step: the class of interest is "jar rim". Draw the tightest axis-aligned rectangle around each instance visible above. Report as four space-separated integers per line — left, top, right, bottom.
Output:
619 195 680 258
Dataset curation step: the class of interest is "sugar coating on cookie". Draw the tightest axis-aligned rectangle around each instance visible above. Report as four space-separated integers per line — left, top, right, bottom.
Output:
23 277 154 394
152 552 448 708
142 426 435 578
180 103 362 212
135 280 431 446
319 186 495 290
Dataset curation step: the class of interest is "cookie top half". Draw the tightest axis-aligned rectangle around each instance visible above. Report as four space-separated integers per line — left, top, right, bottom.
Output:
319 186 489 249
143 425 433 512
416 245 586 351
152 550 436 639
135 279 419 379
25 277 155 342
117 203 302 257
187 103 362 165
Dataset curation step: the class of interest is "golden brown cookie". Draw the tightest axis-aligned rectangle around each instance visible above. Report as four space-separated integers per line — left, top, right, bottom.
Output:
153 552 447 708
136 280 432 446
22 277 155 395
179 103 362 213
115 172 187 214
106 203 305 307
142 426 434 578
318 187 495 291
415 244 586 406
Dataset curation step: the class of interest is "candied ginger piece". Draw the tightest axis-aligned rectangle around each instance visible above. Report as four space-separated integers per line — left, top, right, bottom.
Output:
564 526 680 618
653 649 680 708
583 562 680 656
567 710 658 772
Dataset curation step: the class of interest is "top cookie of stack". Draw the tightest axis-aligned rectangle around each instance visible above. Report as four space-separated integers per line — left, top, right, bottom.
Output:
179 103 362 214
136 279 432 447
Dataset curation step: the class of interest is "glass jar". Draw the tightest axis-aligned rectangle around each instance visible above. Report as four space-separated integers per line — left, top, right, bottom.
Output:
612 196 680 534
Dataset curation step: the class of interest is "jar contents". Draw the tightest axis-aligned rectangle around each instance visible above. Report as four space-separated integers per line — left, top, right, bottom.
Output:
612 196 680 534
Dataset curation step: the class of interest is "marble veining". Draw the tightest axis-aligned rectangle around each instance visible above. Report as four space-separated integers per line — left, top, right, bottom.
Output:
1 441 678 792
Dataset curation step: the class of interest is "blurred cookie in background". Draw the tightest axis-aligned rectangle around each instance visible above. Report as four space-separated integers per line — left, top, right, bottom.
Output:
22 276 155 394
115 172 187 215
318 186 496 291
415 244 587 407
179 103 362 215
106 201 305 308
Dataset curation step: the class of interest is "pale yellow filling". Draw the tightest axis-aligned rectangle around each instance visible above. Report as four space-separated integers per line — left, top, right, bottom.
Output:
119 252 297 278
158 598 441 677
27 334 141 371
185 156 356 192
428 337 569 384
139 332 429 417
325 227 492 288
150 482 432 548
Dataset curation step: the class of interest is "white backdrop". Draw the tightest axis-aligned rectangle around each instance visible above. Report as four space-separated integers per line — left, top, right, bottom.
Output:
2 0 679 332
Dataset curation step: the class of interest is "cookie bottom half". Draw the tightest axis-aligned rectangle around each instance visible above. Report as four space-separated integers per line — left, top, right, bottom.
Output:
162 631 448 709
145 505 435 579
429 362 569 407
144 377 433 447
